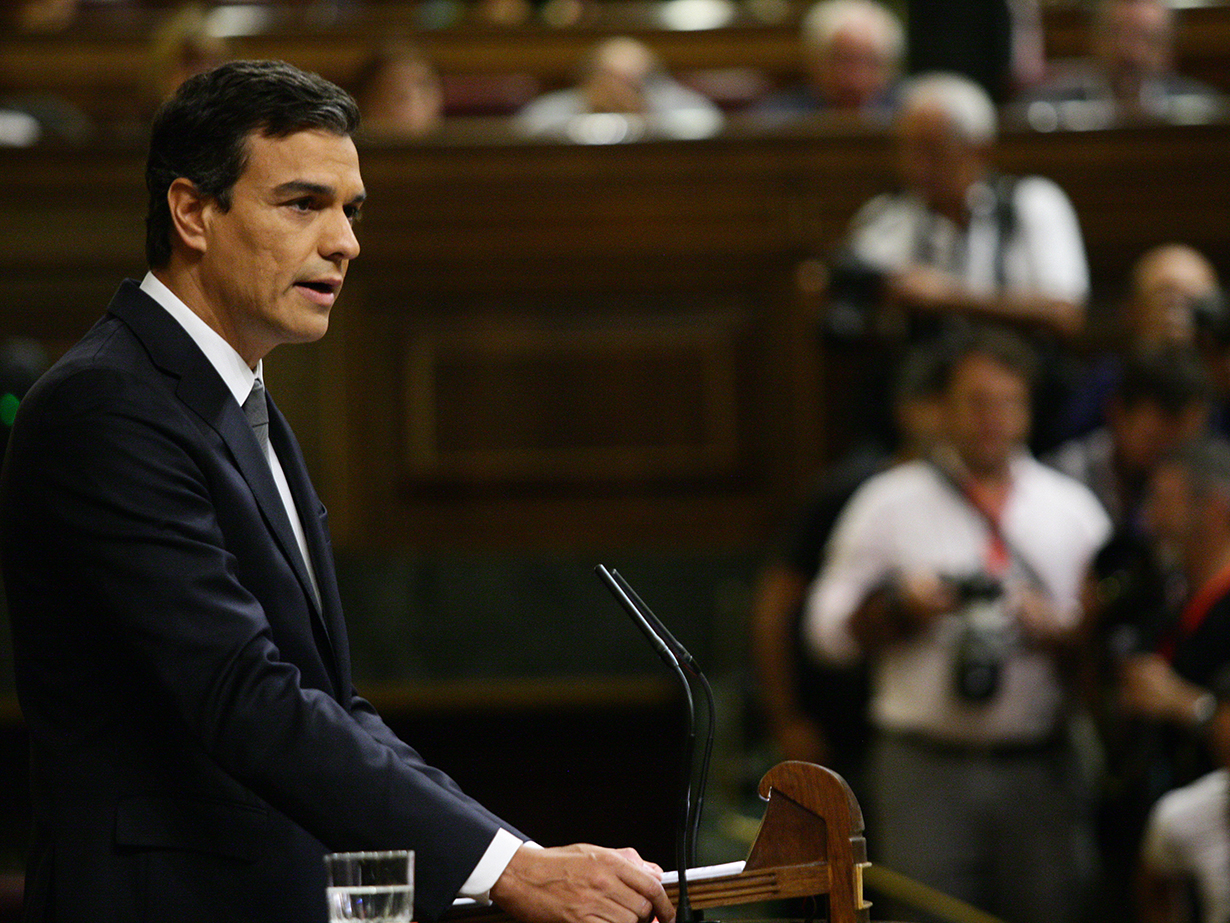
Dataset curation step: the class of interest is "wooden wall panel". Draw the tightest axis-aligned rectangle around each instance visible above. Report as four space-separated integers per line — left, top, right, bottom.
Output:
2 122 1229 552
399 314 746 483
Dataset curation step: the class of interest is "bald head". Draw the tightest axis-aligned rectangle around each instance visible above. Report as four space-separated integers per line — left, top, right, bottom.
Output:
1130 243 1220 345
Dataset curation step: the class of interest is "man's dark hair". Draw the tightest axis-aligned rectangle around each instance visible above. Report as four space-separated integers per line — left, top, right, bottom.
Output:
1117 345 1211 415
935 325 1038 393
891 342 947 407
145 59 360 269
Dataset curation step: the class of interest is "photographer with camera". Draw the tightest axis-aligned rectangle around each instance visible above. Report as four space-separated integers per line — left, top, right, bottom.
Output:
1055 243 1223 445
804 327 1110 923
1114 438 1230 923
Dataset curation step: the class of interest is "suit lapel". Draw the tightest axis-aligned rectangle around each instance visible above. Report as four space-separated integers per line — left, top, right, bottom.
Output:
267 395 351 693
106 281 346 692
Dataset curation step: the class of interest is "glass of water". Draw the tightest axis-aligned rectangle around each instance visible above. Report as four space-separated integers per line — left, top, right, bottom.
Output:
325 850 414 922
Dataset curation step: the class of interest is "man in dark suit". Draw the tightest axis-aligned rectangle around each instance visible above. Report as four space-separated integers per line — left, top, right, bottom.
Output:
0 60 675 923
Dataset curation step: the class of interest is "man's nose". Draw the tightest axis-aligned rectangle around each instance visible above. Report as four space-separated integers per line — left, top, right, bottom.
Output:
324 209 360 262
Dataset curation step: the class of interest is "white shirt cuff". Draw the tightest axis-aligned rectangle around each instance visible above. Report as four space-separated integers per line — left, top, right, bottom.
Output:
458 828 536 904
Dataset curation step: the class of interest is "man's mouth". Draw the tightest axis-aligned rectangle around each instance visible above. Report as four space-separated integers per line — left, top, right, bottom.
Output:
294 279 342 305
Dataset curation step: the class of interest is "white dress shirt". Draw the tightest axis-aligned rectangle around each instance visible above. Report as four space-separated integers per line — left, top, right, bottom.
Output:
847 175 1090 305
804 454 1110 744
139 273 524 901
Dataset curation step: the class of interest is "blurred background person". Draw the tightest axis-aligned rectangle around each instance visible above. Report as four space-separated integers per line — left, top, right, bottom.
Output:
1137 766 1230 923
826 71 1089 450
144 3 232 114
804 327 1110 923
1048 346 1210 536
749 345 944 797
836 71 1089 342
1 0 95 142
9 0 77 33
751 0 904 123
1023 0 1223 126
354 43 444 139
1115 437 1230 923
1132 243 1225 348
514 37 723 141
1058 243 1224 443
1068 348 1213 923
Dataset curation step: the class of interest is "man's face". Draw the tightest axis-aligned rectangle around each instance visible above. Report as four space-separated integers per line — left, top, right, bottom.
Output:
1110 398 1206 477
896 103 985 215
196 128 364 365
812 26 894 111
582 40 654 114
1095 0 1172 96
1130 249 1218 346
944 354 1030 475
367 59 443 136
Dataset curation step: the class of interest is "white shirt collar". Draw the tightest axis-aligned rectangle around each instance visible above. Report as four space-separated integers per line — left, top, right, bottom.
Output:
139 271 263 406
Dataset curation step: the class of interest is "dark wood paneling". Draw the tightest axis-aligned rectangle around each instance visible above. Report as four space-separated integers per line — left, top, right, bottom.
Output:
3 122 1230 551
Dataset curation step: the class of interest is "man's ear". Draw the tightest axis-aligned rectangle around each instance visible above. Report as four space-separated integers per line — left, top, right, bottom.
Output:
166 177 211 257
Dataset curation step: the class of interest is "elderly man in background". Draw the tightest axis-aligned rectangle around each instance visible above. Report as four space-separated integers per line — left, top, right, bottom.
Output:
752 0 903 122
836 71 1089 343
514 36 723 141
1023 0 1223 126
828 72 1090 451
805 327 1110 923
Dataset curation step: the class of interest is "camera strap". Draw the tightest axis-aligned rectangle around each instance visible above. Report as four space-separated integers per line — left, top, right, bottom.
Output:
927 458 1047 591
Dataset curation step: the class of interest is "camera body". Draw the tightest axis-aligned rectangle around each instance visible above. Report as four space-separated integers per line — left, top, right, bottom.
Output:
946 573 1012 703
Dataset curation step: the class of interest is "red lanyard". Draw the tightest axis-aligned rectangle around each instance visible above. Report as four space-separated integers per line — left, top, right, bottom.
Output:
1160 559 1230 662
959 477 1012 577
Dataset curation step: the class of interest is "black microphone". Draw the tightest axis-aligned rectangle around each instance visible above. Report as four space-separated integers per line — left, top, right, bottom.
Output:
596 564 706 923
608 569 716 874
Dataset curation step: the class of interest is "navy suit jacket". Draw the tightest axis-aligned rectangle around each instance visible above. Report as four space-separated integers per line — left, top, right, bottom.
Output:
0 280 518 923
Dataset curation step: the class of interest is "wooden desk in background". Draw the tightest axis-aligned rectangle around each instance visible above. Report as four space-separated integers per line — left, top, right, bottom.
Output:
3 1 1230 122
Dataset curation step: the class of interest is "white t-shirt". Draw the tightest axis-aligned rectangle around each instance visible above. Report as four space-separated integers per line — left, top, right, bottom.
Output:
804 455 1110 743
846 176 1090 305
1142 770 1230 923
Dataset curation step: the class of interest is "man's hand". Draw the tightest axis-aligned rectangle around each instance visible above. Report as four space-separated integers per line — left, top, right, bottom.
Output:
1120 653 1206 723
1011 585 1075 649
490 843 676 923
896 571 958 624
888 266 965 313
850 571 954 652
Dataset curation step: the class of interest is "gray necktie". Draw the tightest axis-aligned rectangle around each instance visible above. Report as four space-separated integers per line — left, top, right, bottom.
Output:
243 378 269 457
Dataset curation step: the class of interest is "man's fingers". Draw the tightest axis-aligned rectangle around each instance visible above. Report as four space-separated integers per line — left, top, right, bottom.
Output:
612 859 674 923
490 843 676 923
597 849 673 923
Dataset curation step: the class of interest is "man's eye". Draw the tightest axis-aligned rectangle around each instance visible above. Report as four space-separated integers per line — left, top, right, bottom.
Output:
288 198 315 212
344 206 363 224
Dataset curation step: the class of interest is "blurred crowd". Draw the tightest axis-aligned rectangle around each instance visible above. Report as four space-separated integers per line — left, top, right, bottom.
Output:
747 35 1230 920
4 1 1230 922
2 0 1226 143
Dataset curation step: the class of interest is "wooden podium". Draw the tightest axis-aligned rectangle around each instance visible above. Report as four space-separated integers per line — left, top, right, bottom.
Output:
446 760 872 923
669 761 871 923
